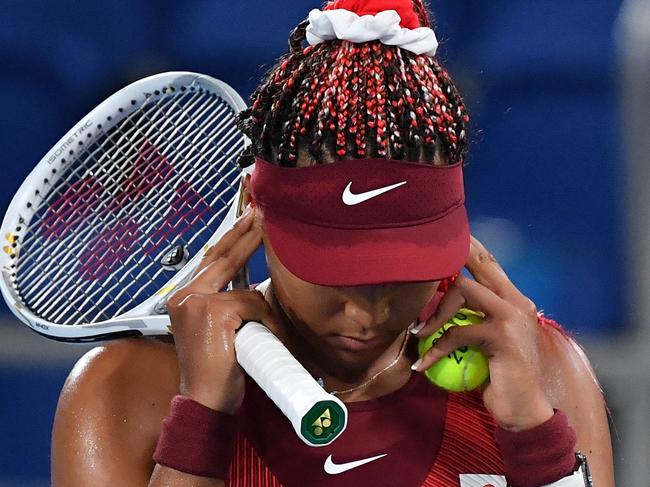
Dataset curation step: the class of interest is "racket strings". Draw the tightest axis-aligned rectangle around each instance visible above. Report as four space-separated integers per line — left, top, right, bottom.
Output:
24 95 243 324
32 95 231 283
22 92 228 272
29 130 241 326
19 96 204 324
15 86 246 326
20 93 225 308
20 89 218 252
18 96 188 262
57 103 243 323
15 103 184 322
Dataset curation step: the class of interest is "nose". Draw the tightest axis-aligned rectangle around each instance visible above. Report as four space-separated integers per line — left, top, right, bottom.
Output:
340 285 392 331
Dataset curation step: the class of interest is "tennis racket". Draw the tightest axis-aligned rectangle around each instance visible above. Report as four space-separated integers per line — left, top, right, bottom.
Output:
0 71 346 446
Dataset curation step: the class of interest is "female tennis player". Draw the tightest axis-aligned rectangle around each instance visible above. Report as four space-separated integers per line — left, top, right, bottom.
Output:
51 1 614 486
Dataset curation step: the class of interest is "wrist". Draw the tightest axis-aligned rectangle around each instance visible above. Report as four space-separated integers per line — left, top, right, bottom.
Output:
153 395 237 480
497 400 555 433
181 384 241 415
494 409 577 487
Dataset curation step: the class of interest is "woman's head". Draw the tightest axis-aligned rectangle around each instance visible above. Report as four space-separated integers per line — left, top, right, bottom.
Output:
262 227 439 373
237 0 470 168
239 0 468 363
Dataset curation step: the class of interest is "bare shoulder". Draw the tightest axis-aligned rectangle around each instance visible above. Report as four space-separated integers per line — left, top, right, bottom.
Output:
52 337 180 486
538 316 615 487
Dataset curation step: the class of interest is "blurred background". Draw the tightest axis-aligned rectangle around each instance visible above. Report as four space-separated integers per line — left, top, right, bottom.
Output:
0 0 648 485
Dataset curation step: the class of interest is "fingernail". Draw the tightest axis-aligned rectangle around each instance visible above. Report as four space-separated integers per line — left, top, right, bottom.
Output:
411 359 422 371
241 204 254 218
410 321 425 335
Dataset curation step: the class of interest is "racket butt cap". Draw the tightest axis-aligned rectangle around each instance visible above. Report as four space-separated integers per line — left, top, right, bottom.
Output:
298 399 347 446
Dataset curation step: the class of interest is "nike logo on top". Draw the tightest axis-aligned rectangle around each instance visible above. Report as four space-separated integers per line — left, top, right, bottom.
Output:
342 181 407 206
324 454 387 475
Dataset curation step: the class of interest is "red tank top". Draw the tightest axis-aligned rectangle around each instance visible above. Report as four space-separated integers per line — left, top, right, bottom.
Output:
225 372 506 487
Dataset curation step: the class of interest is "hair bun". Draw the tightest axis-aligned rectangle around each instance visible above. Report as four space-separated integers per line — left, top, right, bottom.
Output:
307 0 437 57
323 0 421 29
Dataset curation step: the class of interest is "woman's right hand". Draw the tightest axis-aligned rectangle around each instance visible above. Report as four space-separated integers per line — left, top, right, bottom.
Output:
166 206 275 413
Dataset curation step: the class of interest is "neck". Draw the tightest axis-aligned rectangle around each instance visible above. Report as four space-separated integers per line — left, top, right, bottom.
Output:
327 330 414 400
263 280 416 401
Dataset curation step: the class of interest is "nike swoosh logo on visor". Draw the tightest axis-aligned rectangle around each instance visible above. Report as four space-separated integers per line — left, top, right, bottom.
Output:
342 181 407 206
324 454 387 474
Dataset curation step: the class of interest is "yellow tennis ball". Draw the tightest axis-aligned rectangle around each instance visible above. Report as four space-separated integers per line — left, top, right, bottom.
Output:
417 308 490 392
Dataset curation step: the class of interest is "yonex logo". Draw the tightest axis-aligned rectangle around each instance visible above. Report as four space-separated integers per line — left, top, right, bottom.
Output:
311 408 333 437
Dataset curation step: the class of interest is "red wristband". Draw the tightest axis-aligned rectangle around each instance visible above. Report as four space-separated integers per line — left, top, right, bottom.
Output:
494 409 577 487
153 395 236 479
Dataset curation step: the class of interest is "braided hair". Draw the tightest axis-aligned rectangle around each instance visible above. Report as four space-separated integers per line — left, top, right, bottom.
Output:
237 0 469 168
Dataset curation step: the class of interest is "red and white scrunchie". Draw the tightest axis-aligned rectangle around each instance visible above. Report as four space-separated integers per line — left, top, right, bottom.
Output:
306 0 439 56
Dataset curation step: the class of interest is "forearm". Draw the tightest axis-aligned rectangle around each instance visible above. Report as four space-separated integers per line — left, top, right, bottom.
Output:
149 465 225 487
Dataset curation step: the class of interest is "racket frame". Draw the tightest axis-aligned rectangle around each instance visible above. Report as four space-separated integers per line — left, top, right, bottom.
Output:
1 72 350 447
0 72 250 342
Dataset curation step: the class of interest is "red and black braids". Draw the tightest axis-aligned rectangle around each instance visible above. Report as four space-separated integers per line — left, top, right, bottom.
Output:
237 0 470 168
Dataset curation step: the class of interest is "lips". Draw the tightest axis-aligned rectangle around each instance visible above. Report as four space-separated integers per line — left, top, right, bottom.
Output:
328 334 385 352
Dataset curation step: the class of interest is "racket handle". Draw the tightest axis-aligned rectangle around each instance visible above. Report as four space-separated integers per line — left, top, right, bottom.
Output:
235 322 348 447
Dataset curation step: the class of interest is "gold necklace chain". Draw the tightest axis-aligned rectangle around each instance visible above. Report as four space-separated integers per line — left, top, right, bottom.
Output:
326 329 411 397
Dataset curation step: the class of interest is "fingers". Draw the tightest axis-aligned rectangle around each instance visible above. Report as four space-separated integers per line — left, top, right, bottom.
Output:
197 205 256 270
190 227 263 294
168 288 277 332
414 275 502 337
181 206 262 294
413 320 490 372
204 289 279 332
167 287 272 414
412 235 540 373
413 235 522 334
414 236 535 338
466 236 532 311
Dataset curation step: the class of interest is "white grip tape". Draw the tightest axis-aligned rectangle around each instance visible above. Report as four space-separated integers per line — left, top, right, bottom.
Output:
235 322 348 446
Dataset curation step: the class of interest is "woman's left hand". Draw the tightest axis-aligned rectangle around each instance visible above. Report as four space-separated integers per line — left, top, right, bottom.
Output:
413 235 555 432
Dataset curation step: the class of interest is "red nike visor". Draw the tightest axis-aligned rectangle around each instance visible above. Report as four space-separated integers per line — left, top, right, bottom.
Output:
250 157 469 286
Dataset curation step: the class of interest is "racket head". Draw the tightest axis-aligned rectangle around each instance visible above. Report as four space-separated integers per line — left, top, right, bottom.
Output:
0 72 251 342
